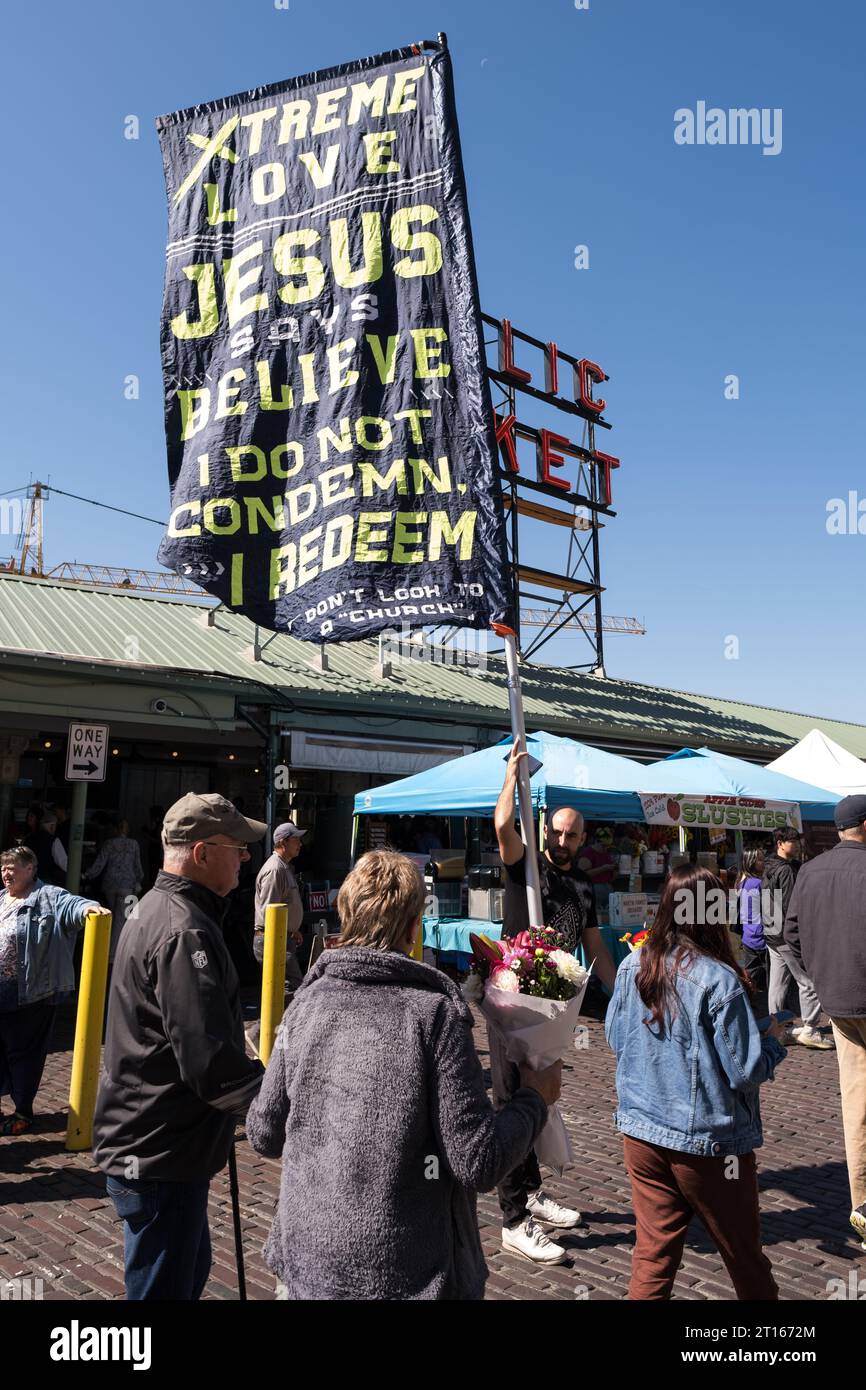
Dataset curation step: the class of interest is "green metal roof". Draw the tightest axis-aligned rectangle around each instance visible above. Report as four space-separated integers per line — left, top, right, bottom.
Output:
1 571 863 758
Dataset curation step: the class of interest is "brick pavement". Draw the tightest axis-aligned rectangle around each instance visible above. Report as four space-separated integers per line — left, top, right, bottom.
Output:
1 998 862 1302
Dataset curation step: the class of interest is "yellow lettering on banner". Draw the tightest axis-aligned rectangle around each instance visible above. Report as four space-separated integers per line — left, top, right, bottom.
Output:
364 130 399 174
410 455 451 492
173 116 239 205
297 525 323 587
392 512 427 563
271 442 305 478
227 446 267 482
298 144 341 190
277 99 310 144
391 206 443 278
204 184 237 225
394 408 432 444
168 501 201 537
274 230 324 305
331 213 383 288
298 353 320 403
327 339 359 394
245 495 286 534
216 369 247 420
231 552 244 605
252 162 288 204
223 242 268 328
240 107 277 155
387 65 426 114
366 334 399 384
286 483 317 525
411 327 451 378
428 511 477 560
256 360 293 411
178 388 211 442
359 460 408 497
320 464 354 507
318 418 353 461
321 515 354 571
312 86 348 135
355 512 392 562
356 417 392 451
171 264 219 340
197 453 210 487
270 542 296 597
348 76 388 124
204 498 242 535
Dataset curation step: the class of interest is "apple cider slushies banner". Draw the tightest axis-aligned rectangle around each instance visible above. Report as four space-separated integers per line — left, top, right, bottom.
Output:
156 41 514 640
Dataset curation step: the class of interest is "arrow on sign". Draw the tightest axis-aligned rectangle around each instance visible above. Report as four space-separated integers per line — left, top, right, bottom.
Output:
73 759 99 776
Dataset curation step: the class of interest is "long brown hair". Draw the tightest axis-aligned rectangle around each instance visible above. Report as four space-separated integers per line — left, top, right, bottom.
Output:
637 863 752 1031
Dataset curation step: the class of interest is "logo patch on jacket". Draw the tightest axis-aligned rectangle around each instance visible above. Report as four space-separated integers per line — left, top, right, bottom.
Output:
191 950 208 969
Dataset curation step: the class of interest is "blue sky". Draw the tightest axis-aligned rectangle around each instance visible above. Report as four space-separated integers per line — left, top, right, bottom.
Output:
3 0 864 722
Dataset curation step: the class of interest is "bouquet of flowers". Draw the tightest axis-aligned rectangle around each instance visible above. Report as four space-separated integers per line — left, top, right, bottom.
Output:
463 925 592 1173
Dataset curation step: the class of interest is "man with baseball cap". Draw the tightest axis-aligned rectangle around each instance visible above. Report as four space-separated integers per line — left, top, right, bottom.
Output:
784 794 866 1248
254 821 306 992
762 825 833 1049
93 793 267 1300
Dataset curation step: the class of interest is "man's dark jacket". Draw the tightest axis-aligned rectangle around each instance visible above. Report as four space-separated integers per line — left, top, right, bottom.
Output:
784 840 866 1017
761 853 799 946
93 872 264 1180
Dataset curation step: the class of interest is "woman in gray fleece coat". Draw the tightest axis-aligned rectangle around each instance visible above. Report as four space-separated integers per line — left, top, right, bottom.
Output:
245 849 559 1300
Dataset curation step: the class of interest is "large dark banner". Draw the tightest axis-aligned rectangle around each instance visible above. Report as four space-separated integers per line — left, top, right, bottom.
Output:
156 40 514 641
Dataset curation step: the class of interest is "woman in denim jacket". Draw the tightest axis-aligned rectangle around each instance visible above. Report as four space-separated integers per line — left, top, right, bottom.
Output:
0 846 100 1135
605 864 787 1299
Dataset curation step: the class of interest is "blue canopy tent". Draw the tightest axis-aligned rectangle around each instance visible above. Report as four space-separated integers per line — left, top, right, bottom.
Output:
353 731 646 963
353 729 645 821
636 746 841 822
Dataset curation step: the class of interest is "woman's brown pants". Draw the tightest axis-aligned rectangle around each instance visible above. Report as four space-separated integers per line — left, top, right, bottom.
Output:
623 1135 779 1300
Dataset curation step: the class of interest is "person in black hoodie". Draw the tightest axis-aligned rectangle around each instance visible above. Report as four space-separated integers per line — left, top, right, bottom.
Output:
763 828 832 1050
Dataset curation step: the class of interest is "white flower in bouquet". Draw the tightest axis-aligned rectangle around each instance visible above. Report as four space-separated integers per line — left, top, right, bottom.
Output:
549 950 589 988
489 966 520 993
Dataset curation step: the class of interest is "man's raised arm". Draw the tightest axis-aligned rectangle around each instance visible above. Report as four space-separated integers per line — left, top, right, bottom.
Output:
494 740 528 867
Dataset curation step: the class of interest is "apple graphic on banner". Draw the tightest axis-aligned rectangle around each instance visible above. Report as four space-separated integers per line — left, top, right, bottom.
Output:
666 798 681 821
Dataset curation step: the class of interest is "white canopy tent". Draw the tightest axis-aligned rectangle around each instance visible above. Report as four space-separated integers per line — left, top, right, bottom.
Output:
766 728 866 797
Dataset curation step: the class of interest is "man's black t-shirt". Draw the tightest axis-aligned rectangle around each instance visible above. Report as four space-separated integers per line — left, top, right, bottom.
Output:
502 850 598 951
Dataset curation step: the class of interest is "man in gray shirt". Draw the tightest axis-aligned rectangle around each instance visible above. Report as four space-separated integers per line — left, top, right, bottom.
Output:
254 821 306 989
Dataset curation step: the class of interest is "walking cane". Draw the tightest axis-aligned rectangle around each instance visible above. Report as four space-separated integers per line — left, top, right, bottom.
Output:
228 1139 247 1301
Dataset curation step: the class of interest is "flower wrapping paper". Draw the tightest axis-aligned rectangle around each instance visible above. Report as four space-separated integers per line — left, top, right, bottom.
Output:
479 970 592 1173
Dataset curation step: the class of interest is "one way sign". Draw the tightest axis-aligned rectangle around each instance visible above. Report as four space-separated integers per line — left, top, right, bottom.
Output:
65 721 109 783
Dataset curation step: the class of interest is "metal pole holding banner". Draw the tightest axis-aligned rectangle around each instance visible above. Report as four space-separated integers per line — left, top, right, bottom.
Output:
260 902 288 1065
497 629 544 929
66 910 112 1151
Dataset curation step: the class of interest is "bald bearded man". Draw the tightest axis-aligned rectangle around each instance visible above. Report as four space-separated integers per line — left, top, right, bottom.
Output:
490 741 617 1265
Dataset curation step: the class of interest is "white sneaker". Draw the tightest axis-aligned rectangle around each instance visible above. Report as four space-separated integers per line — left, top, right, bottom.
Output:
527 1190 583 1229
797 1027 835 1050
501 1216 568 1265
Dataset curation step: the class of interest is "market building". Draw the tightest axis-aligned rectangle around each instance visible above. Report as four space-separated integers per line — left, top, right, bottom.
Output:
1 568 864 893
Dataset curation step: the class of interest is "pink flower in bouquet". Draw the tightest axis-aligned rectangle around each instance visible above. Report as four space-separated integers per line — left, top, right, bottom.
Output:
489 964 520 993
512 931 533 951
501 947 533 974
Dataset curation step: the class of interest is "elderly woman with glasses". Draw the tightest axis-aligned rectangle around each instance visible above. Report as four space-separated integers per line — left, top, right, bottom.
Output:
246 849 562 1300
0 846 101 1135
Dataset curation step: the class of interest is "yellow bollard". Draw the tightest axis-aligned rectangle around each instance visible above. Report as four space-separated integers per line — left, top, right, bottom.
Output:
66 911 112 1152
260 902 288 1065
